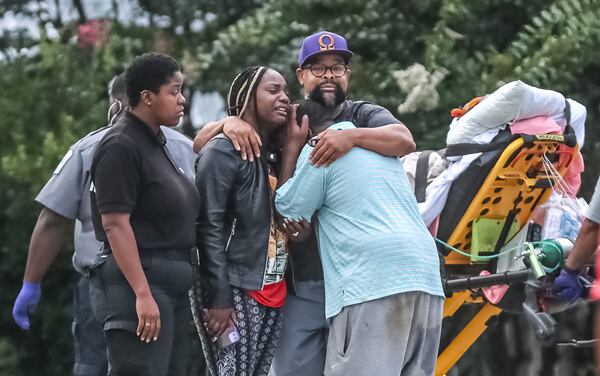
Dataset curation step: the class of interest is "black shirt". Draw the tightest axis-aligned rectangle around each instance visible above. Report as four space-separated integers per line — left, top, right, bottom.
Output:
289 99 402 283
90 111 199 252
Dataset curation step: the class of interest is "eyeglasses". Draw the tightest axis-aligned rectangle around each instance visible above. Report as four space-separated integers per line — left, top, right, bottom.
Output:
304 63 348 78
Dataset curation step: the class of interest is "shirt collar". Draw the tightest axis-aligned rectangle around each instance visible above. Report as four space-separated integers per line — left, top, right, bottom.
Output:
122 111 167 145
332 100 350 121
327 121 356 131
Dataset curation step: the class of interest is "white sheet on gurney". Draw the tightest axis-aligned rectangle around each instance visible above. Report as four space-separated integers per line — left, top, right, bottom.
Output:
446 80 587 147
419 131 497 227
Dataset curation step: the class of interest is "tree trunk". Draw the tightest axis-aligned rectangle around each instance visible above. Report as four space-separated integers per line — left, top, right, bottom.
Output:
72 0 87 23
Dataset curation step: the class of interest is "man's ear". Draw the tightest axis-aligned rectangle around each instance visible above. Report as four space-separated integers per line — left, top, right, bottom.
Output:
296 68 305 86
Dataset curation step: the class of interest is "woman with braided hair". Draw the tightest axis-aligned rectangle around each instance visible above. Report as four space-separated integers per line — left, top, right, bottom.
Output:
192 66 294 375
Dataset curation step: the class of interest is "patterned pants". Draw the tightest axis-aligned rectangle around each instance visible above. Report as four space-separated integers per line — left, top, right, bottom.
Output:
191 282 282 376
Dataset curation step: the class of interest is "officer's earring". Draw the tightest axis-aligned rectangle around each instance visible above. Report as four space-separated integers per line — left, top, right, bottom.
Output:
141 90 152 107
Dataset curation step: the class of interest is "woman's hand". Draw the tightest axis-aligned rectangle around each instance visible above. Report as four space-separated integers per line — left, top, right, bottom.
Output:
136 292 161 343
101 212 160 343
283 218 311 243
282 104 309 154
204 307 235 338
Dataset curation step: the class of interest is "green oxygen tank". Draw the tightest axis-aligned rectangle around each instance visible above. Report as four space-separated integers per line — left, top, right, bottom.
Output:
522 238 571 278
538 238 572 275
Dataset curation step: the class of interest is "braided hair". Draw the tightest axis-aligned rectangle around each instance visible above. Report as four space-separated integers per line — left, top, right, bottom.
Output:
227 66 268 118
227 65 284 168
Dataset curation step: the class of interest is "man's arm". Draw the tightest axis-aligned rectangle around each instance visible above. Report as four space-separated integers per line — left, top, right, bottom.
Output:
564 218 598 270
193 120 224 153
275 147 327 222
350 123 415 156
12 207 73 330
194 116 262 161
553 218 598 303
310 123 415 167
23 207 73 282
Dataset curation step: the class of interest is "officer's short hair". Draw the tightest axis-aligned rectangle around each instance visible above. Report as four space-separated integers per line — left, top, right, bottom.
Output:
125 52 180 107
108 73 127 104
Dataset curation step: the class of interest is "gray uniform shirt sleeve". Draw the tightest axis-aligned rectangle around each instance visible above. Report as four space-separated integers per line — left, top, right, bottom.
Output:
586 177 600 224
36 135 105 274
162 127 196 178
35 142 85 219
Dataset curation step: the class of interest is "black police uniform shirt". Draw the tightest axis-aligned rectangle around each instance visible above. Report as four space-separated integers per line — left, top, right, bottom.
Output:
288 99 402 283
90 111 199 252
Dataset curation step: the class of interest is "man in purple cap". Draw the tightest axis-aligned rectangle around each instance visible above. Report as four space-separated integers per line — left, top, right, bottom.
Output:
194 30 416 376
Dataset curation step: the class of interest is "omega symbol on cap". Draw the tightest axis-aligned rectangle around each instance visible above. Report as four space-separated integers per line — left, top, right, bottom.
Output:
318 34 335 51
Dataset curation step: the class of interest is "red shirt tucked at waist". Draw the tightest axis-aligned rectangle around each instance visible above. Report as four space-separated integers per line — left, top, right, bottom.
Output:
247 281 287 308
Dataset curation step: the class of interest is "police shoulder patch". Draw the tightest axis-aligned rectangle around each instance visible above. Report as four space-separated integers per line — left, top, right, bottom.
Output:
53 149 74 175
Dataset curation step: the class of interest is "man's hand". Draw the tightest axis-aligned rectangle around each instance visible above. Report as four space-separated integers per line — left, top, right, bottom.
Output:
204 307 235 338
553 267 584 303
310 129 355 167
283 218 311 243
12 282 41 330
223 116 262 162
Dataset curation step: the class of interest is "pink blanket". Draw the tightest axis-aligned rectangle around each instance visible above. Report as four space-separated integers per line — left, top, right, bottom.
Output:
510 116 584 194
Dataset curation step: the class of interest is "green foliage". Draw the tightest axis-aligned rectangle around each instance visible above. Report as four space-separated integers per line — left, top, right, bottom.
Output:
0 337 19 373
192 0 442 144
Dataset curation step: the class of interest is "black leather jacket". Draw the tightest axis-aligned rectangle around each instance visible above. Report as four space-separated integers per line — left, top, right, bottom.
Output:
195 135 272 308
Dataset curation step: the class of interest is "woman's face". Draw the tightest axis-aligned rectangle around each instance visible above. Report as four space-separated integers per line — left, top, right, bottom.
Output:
151 71 186 127
253 69 290 129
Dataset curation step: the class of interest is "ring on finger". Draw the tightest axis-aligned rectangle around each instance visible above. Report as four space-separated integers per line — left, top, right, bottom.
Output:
145 322 151 327
292 232 299 237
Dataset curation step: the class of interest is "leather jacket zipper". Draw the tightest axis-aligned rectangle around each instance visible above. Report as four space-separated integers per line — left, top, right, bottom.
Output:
224 218 237 253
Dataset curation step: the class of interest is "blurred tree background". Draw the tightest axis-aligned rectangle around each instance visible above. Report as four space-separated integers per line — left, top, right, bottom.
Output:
1 0 599 375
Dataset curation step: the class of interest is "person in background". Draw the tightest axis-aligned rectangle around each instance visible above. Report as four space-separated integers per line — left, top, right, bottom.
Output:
11 72 196 376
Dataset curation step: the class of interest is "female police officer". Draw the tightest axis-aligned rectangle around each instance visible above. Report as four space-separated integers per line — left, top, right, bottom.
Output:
89 53 199 376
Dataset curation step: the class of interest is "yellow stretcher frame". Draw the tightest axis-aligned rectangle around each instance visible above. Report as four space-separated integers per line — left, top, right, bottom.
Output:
435 136 578 376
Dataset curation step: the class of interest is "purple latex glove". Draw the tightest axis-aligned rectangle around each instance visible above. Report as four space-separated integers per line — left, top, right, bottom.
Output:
12 282 41 330
553 268 583 303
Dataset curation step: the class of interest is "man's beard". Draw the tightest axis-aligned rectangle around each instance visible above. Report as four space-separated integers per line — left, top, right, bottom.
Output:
308 83 347 107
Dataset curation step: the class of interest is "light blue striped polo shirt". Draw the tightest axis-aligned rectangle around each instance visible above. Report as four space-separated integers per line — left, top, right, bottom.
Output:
275 121 444 319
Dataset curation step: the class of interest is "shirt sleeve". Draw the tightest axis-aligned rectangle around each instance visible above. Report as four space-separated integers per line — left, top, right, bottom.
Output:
275 146 327 221
585 176 600 224
35 142 85 219
354 102 402 128
163 128 196 178
92 142 140 214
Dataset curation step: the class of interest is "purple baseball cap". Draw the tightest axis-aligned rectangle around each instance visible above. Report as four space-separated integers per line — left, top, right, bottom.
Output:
298 31 353 67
